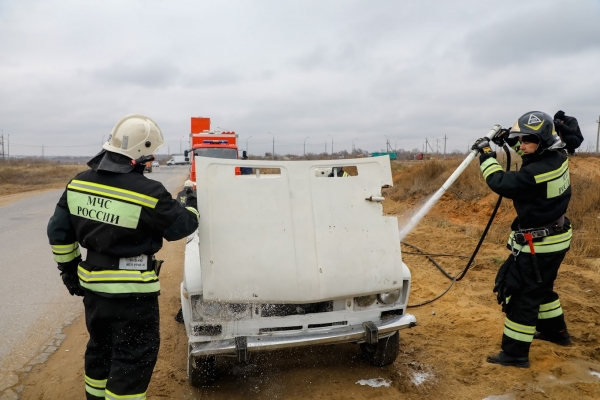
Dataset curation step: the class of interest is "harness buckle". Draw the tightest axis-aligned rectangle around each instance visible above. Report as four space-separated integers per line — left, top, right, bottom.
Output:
514 228 549 246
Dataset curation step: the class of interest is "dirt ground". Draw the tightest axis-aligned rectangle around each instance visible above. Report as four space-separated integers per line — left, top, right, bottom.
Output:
11 159 600 400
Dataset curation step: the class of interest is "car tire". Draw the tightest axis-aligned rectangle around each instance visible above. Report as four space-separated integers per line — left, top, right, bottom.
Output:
360 330 400 367
188 355 216 387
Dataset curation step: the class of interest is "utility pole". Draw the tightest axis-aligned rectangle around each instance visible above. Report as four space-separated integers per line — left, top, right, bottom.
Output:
304 136 309 157
425 138 434 153
596 115 600 154
443 135 447 158
328 134 333 155
268 132 274 160
42 145 45 158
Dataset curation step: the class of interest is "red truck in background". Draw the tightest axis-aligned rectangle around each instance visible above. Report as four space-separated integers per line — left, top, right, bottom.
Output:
184 117 243 184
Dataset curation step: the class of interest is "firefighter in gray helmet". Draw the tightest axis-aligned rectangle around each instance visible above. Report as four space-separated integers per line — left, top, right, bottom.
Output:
47 114 199 399
472 111 572 368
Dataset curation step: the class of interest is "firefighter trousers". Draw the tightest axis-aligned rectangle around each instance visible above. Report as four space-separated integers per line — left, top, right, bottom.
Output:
500 251 568 358
83 291 160 400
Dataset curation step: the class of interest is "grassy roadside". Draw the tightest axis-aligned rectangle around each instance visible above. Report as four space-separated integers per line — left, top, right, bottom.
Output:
385 154 600 265
0 159 86 196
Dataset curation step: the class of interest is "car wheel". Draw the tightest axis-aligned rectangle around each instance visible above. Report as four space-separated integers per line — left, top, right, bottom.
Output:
188 355 216 387
360 331 400 367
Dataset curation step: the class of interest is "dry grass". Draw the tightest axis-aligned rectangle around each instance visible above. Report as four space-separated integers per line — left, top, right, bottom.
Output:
387 156 600 264
388 159 490 202
0 159 86 196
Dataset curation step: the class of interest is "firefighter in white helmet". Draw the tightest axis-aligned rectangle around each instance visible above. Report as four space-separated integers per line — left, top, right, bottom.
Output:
47 114 199 399
177 179 196 206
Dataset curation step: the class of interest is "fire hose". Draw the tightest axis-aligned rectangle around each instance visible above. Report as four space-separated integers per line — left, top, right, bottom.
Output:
404 125 512 308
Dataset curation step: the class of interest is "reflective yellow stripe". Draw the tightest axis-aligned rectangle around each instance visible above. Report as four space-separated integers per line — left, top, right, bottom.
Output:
86 385 106 398
539 299 560 312
186 206 199 219
68 180 158 209
80 280 160 294
78 265 160 294
53 246 81 263
538 307 563 319
504 318 535 334
504 318 534 343
507 228 572 254
78 266 158 282
480 158 503 179
534 160 568 184
504 326 534 342
546 170 570 198
105 388 147 399
85 374 107 388
51 243 79 253
538 299 563 319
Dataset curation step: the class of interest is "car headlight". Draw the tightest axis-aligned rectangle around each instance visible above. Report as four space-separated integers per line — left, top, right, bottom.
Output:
354 295 377 307
378 289 401 305
191 295 251 322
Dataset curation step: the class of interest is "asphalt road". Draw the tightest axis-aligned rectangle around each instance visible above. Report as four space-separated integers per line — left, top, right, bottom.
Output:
0 165 188 393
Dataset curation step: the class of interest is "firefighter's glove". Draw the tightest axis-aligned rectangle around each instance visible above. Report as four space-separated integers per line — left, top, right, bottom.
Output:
492 128 510 146
61 271 84 297
472 137 496 162
479 148 496 163
471 137 491 152
493 258 520 314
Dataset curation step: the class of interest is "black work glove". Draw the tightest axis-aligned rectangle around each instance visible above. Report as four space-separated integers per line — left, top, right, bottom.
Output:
471 137 490 152
492 128 510 146
479 149 497 163
61 271 84 296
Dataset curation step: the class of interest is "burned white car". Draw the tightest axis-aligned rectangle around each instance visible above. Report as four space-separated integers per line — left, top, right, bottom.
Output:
180 156 416 386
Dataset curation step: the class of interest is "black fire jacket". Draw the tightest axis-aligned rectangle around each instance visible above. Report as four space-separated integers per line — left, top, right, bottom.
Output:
47 168 199 296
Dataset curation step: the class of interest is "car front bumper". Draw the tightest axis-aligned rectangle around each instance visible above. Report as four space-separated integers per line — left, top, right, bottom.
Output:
189 313 417 358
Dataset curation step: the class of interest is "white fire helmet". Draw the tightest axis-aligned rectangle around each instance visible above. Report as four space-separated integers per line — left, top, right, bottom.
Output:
103 114 165 159
183 179 194 188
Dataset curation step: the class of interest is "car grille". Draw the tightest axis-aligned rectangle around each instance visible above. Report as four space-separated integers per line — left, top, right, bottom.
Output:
260 301 333 317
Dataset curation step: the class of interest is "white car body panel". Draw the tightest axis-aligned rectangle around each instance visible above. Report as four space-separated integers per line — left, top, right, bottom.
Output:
180 156 416 370
193 156 404 303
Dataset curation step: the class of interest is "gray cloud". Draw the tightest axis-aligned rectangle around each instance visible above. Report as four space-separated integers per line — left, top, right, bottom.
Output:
0 0 598 157
464 1 600 67
93 61 181 88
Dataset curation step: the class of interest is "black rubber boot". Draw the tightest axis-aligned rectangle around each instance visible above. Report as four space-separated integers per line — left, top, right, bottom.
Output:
487 351 530 368
533 330 572 346
174 307 184 324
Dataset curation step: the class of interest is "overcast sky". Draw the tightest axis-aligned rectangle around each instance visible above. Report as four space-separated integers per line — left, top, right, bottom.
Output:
1 0 599 157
